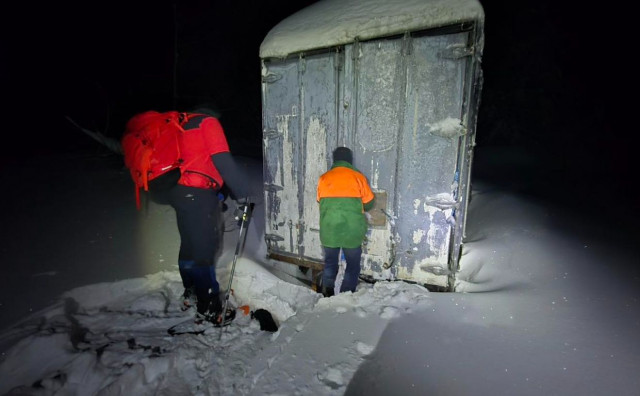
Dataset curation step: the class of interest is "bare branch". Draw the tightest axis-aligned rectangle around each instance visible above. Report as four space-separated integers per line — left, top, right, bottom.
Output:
65 116 123 155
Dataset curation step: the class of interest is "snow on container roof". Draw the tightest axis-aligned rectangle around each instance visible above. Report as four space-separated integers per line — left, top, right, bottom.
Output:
260 0 484 59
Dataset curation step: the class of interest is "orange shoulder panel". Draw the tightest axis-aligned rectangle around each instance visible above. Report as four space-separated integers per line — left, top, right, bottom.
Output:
317 167 374 202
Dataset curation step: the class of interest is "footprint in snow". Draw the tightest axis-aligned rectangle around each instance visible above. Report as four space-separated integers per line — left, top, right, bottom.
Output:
355 341 374 356
354 307 368 318
380 306 400 319
317 364 346 390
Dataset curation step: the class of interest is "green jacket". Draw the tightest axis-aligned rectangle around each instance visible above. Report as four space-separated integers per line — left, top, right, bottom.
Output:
317 161 375 248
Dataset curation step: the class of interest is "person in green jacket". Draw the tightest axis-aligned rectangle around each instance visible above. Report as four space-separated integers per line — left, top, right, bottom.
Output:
316 147 375 297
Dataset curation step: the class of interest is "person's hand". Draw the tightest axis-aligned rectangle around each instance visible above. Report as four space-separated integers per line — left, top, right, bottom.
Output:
235 197 250 206
234 197 250 214
233 199 253 225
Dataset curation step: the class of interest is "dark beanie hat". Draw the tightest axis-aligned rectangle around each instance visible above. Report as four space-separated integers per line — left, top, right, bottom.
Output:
333 147 353 164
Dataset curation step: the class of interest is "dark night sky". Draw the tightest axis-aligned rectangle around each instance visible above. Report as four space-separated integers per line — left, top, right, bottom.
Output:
5 1 318 157
3 1 637 225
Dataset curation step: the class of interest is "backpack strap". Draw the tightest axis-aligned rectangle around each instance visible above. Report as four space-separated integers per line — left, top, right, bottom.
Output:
177 113 223 190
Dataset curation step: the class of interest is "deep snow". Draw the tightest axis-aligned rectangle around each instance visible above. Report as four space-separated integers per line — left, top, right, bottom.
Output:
0 146 639 395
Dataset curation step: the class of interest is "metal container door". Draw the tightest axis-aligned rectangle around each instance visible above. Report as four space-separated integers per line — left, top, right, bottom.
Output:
262 52 339 266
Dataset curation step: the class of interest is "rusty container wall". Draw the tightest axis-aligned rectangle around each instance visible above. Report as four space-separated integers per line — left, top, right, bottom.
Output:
261 22 483 291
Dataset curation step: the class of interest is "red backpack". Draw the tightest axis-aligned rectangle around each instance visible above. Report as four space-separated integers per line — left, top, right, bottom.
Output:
121 110 188 209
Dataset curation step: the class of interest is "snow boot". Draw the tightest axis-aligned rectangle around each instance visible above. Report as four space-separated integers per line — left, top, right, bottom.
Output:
198 293 236 327
211 308 236 327
322 287 335 298
181 286 197 311
197 307 236 327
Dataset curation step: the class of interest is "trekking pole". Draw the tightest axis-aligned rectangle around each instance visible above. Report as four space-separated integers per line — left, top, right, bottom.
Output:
219 198 252 340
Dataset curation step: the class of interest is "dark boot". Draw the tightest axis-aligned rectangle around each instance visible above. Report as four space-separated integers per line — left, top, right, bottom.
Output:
181 286 197 311
322 287 335 298
196 293 212 316
208 293 223 314
201 293 235 327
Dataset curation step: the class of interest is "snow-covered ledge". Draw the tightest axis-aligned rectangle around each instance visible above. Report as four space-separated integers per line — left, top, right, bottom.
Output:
260 0 484 58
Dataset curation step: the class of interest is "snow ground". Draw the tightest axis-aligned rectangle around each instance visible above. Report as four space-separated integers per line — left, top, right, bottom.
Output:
0 146 638 395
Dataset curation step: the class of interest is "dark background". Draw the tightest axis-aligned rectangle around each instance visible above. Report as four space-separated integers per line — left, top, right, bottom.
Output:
3 0 638 226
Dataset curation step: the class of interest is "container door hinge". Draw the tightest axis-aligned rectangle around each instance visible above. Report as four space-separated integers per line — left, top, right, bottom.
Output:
264 184 284 192
263 129 281 139
265 234 285 242
262 73 282 83
439 44 474 59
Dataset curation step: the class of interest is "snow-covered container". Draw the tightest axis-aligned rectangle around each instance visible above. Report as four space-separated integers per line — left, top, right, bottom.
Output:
259 0 484 291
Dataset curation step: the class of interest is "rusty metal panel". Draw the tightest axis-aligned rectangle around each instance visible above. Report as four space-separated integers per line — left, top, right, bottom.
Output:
262 58 301 256
393 31 470 288
299 52 339 260
349 32 471 288
448 24 484 286
262 52 338 263
352 37 404 280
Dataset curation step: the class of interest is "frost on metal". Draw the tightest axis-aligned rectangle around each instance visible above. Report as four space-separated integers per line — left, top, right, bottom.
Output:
301 116 328 259
261 0 484 291
428 117 466 138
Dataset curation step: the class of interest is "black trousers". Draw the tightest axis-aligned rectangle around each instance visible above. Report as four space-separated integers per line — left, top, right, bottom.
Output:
168 184 223 314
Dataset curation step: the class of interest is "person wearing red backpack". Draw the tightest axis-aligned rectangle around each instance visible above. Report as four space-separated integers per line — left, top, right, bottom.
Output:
123 105 251 326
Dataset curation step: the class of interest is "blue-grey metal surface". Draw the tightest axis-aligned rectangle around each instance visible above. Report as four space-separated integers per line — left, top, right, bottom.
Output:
262 24 482 290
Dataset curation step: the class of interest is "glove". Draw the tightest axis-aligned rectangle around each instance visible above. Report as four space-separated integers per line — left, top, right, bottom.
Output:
233 200 252 225
233 197 251 214
234 196 250 206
